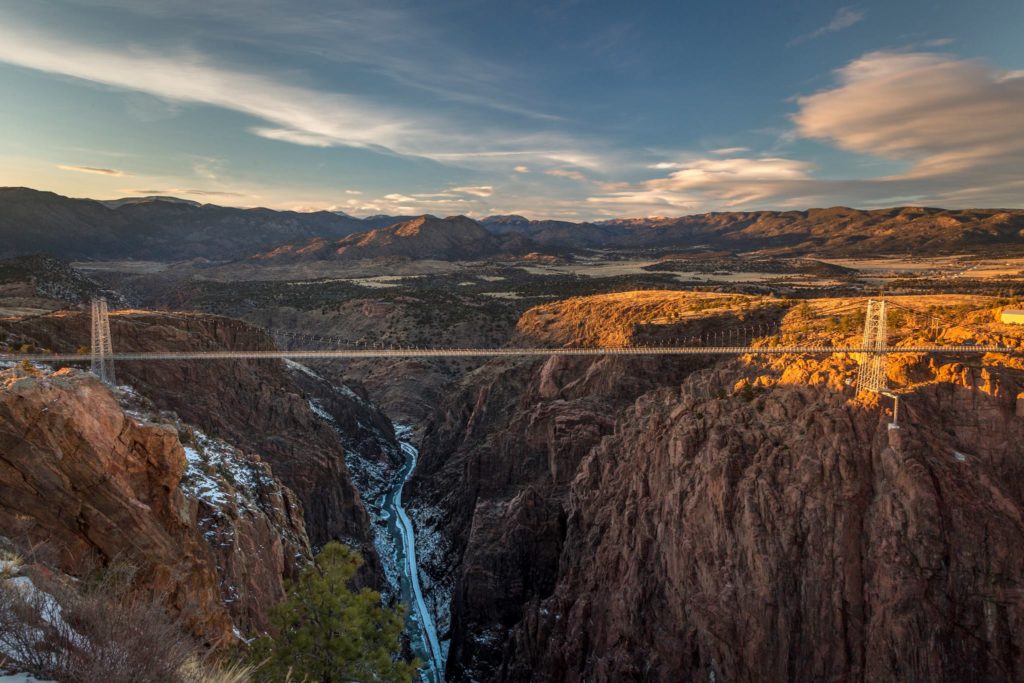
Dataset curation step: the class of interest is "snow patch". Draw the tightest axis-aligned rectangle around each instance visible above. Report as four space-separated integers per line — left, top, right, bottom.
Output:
284 359 324 381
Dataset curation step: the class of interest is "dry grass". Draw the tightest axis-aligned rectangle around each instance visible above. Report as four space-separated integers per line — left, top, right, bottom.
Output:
0 567 250 683
180 657 256 683
0 548 23 577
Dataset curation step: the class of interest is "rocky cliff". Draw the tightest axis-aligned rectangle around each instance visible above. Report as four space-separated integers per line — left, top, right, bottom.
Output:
409 291 1024 682
502 361 1024 682
0 366 310 643
4 309 394 589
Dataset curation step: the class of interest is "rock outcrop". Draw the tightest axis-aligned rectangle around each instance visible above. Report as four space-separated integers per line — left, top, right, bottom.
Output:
9 311 380 565
0 367 306 643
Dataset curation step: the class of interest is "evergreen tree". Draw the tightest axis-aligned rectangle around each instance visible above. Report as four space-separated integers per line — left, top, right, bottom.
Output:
250 542 418 683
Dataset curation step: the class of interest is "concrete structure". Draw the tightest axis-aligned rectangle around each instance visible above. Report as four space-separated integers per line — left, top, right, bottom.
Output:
1001 309 1024 325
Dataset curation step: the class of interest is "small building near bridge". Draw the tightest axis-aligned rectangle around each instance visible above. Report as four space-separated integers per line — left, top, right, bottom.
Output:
1001 309 1024 325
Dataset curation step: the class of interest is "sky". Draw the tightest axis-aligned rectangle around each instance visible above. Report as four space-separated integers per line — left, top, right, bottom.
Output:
0 0 1022 219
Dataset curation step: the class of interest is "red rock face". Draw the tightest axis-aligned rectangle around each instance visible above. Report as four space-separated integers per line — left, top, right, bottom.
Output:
508 368 1024 682
0 364 322 640
0 368 232 643
415 351 1024 682
11 311 381 574
411 354 703 679
170 424 312 635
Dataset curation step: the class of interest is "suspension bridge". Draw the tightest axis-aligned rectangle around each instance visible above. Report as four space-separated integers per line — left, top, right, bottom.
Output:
2 298 1021 398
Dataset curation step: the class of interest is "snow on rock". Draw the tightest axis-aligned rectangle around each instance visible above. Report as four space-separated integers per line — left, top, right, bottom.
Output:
285 361 404 599
114 385 312 635
408 501 454 664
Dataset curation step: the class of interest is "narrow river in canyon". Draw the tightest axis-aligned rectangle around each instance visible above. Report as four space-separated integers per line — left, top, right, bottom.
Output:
382 436 444 682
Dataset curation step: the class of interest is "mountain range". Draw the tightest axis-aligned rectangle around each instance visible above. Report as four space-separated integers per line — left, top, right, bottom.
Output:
252 214 533 262
0 187 366 260
3 186 1024 262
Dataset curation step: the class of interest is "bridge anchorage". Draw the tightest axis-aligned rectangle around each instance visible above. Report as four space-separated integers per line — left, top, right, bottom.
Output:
89 297 116 385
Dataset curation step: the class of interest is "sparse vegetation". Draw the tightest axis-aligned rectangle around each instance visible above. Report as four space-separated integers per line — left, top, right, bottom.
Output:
0 563 235 683
0 548 22 577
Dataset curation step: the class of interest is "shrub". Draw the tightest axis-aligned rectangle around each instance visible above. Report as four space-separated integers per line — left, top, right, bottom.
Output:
0 566 240 683
248 542 417 683
0 549 22 577
17 360 40 377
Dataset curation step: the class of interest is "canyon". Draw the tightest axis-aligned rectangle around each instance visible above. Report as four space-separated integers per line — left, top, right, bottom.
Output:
1 246 1024 682
3 1 1023 679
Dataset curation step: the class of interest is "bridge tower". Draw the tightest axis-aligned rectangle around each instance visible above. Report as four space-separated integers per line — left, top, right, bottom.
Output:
857 299 887 394
90 297 116 385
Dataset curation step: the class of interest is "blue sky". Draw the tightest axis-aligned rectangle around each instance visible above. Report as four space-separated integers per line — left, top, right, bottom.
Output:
0 0 1022 218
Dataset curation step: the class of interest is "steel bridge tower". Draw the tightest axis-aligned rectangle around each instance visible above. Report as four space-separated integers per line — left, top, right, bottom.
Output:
857 299 888 394
90 297 116 385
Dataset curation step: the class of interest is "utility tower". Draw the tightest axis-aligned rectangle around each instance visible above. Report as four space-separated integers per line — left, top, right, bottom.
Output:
857 299 888 394
90 297 116 385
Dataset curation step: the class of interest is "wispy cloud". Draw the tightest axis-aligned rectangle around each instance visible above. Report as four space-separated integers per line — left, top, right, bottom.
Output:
793 51 1024 169
125 187 246 197
0 19 600 172
788 7 864 47
710 146 750 155
451 185 494 197
589 157 815 214
191 157 223 180
250 127 339 148
589 51 1024 215
61 0 560 122
58 164 125 176
545 168 589 182
513 165 530 173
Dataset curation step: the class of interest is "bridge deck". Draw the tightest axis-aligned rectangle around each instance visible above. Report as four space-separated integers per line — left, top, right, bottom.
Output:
0 345 1017 363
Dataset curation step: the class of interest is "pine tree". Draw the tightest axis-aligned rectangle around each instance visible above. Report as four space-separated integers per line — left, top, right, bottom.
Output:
250 542 419 683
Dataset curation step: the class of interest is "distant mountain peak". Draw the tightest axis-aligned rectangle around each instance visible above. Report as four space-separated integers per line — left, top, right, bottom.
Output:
481 214 530 224
253 214 528 262
101 195 203 209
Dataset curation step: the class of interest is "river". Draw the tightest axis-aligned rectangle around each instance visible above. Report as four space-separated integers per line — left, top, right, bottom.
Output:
382 435 444 682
